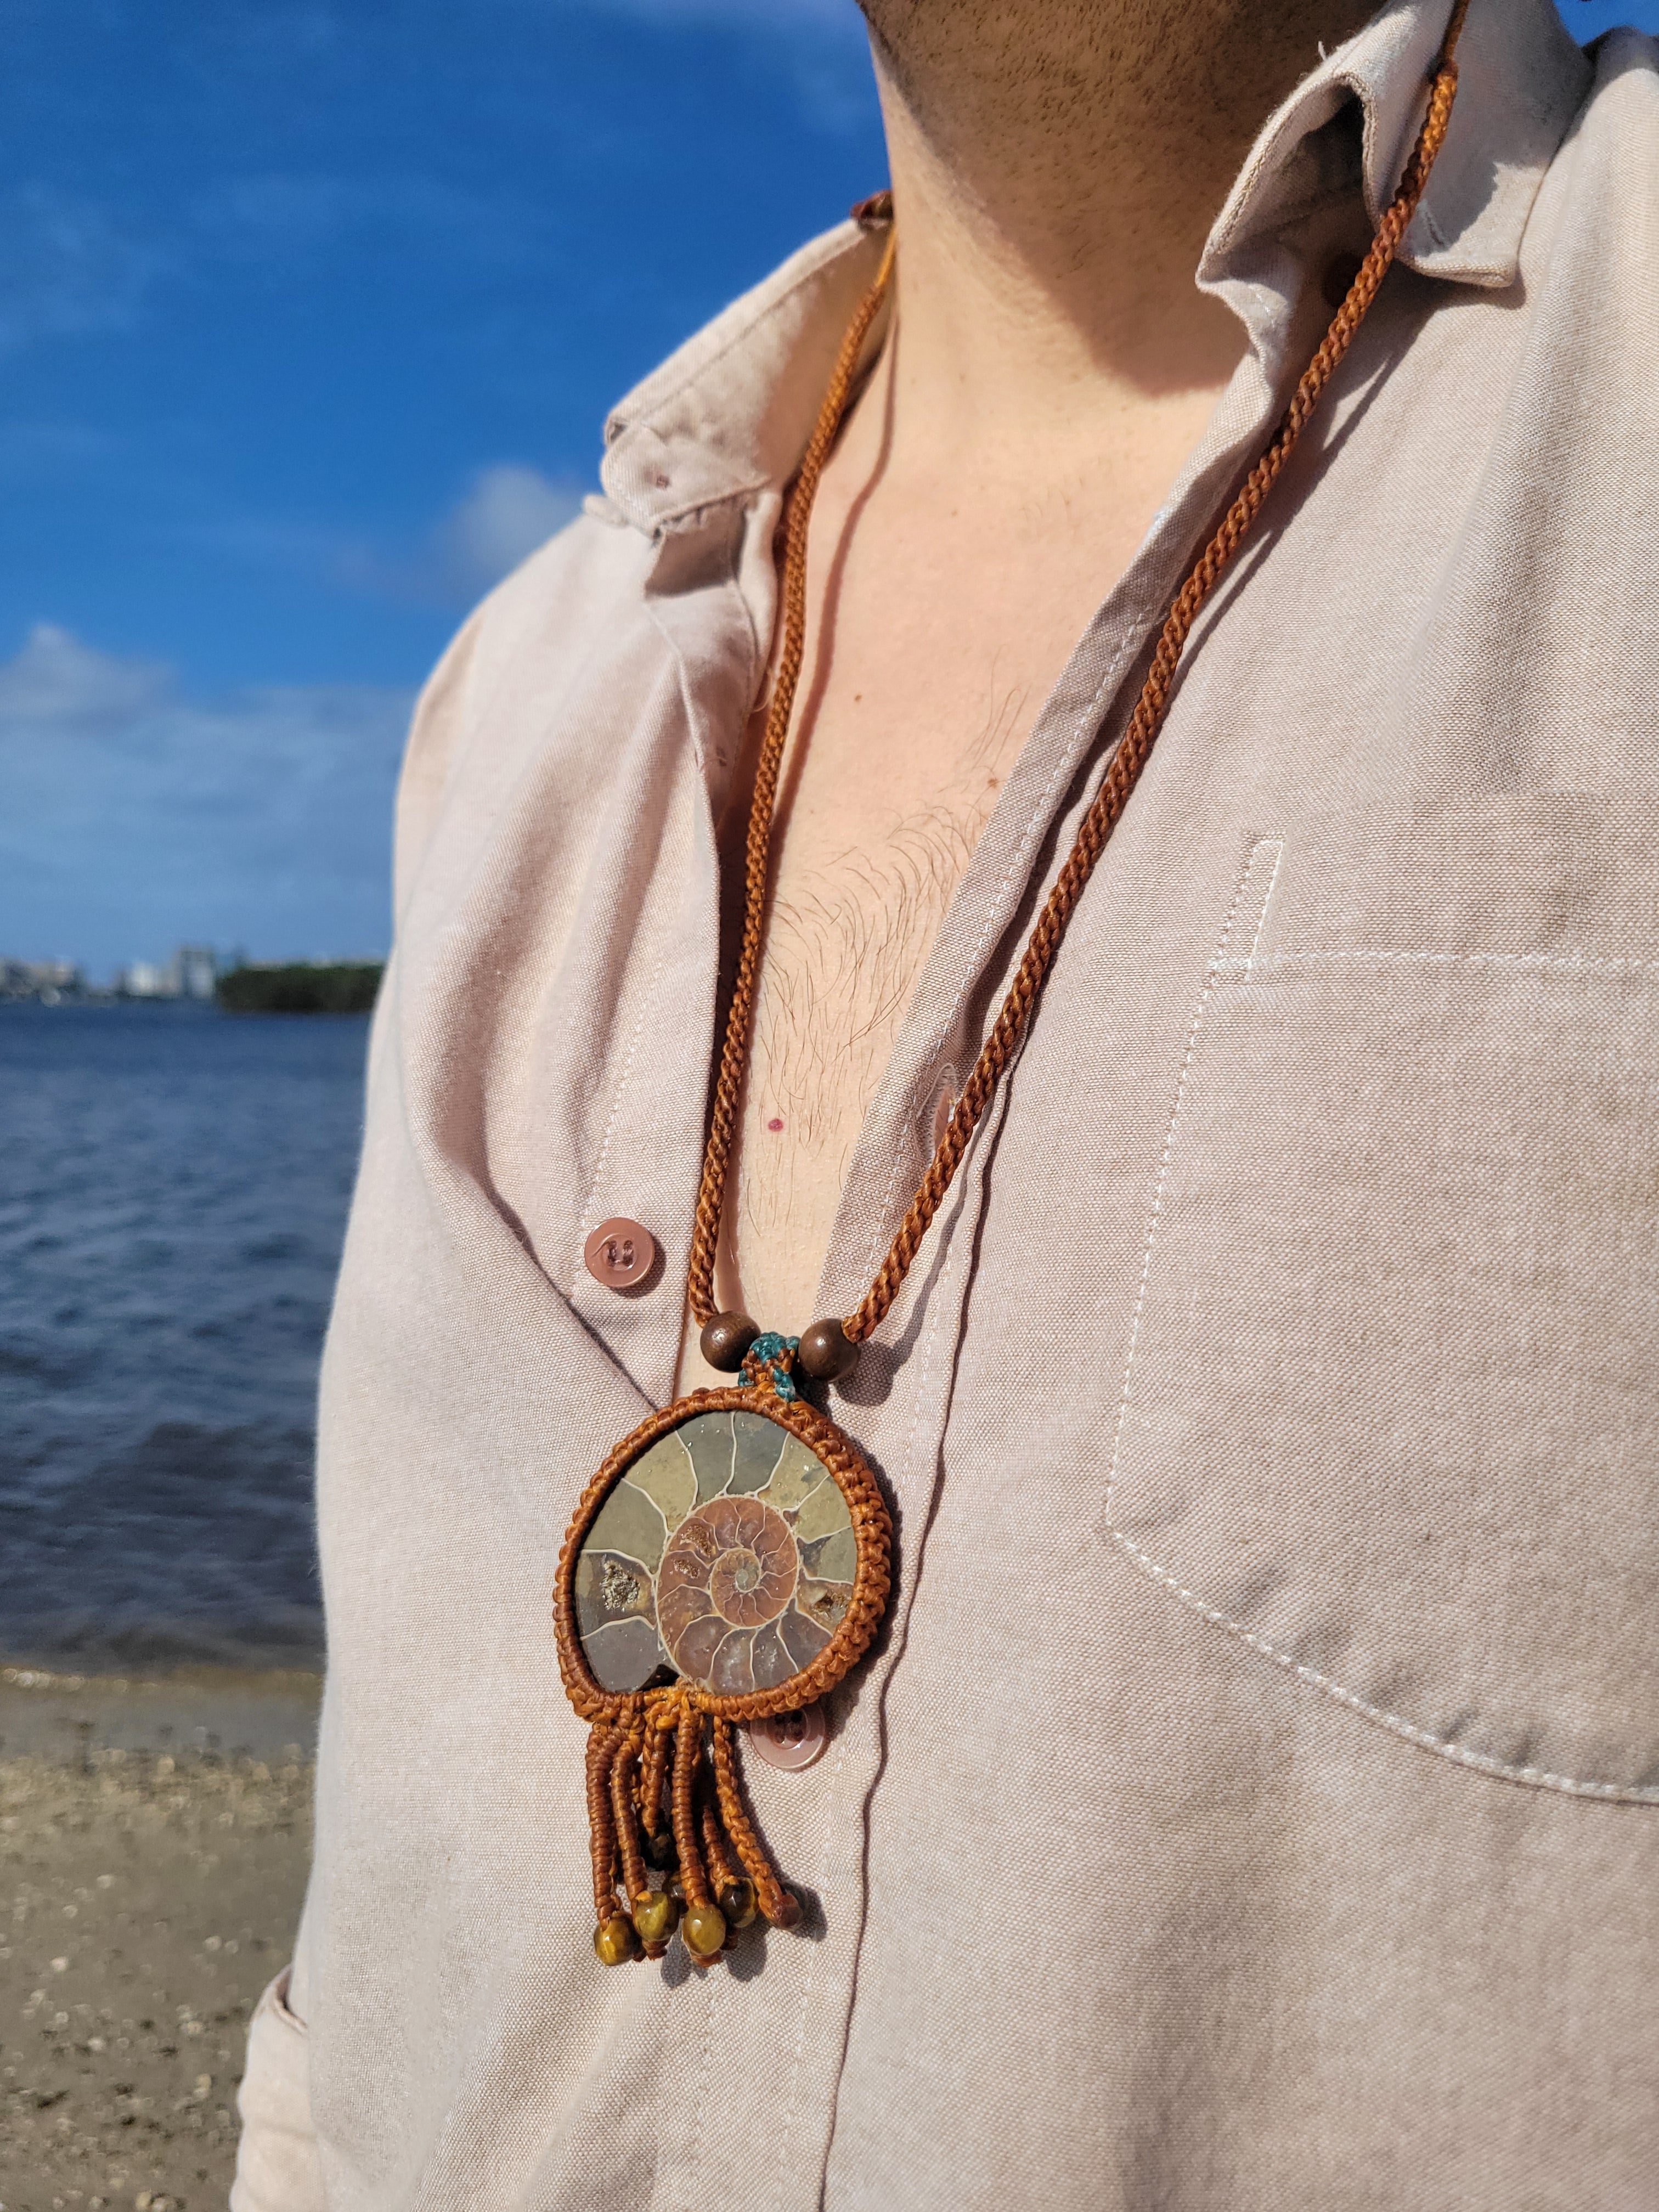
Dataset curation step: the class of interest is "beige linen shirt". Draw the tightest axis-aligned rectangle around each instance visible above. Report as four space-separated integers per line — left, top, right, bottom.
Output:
235 3 1659 2205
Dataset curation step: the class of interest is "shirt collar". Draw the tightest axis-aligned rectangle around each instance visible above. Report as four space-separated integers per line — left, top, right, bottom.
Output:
1204 0 1590 291
601 0 1591 537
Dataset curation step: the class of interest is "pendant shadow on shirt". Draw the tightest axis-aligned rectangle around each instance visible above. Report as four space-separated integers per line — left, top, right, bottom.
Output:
827 1194 969 1415
654 1889 831 1990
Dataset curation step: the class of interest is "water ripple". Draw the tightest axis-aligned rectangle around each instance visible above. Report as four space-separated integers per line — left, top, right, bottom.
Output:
0 1001 365 1668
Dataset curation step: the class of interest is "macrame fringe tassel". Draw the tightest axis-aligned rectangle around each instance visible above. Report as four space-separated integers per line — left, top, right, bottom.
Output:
586 1692 800 1967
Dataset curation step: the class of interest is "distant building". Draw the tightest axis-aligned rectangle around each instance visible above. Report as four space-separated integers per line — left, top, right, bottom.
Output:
119 960 170 998
113 946 221 1000
171 945 218 1000
0 957 87 1003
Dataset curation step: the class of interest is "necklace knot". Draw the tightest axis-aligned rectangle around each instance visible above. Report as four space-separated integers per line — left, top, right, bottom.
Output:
740 1332 800 1400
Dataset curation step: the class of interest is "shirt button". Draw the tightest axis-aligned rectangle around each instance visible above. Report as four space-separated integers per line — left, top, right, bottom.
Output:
746 1705 827 1771
583 1218 657 1290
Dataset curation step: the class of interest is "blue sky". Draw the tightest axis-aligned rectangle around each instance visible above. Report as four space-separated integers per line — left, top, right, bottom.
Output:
0 0 1647 974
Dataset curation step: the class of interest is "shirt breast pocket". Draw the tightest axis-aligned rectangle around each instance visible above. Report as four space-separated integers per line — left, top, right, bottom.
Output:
1101 834 1659 1802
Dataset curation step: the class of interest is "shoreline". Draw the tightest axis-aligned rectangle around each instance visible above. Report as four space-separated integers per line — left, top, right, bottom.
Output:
0 1662 323 1770
1 1664 319 2210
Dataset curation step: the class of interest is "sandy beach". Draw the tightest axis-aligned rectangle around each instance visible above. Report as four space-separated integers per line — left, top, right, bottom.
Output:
0 1666 320 2212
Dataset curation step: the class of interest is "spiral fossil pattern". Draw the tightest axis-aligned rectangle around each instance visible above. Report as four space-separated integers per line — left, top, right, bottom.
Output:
573 1408 856 1695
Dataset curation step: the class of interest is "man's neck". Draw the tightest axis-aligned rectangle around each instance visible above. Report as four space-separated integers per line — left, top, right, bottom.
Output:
861 0 1377 464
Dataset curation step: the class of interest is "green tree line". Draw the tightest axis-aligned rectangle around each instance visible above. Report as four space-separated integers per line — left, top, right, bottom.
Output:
216 962 385 1015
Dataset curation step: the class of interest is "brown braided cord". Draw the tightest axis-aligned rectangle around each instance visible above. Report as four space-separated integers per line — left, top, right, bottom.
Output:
678 7 1468 1348
609 1711 649 1907
843 22 1468 1343
699 1790 740 1895
639 1705 673 1841
670 1694 711 1906
710 1713 798 1926
686 227 899 1327
585 1719 622 1923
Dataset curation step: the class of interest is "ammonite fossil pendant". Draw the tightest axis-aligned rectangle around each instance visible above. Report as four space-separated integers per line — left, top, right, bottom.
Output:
553 1335 891 1970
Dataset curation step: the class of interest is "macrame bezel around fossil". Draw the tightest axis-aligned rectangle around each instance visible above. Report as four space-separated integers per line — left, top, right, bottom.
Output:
554 1386 893 1726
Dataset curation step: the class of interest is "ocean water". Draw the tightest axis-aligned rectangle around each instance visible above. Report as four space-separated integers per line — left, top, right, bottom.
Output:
0 1002 369 1670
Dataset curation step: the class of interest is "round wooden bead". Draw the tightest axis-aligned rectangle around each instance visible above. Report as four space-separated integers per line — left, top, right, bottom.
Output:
593 1912 640 1966
681 1900 727 1957
768 1889 802 1930
700 1311 760 1372
797 1318 857 1381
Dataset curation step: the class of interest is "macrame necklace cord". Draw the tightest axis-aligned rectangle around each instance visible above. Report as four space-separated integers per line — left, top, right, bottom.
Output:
554 3 1470 1974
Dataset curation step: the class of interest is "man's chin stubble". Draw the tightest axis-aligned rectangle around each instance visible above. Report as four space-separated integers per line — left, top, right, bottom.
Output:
854 0 1373 175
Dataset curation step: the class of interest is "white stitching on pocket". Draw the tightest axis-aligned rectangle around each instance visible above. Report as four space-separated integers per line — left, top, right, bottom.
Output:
1242 842 1284 973
1218 949 1659 975
1099 840 1659 1807
1105 837 1284 1538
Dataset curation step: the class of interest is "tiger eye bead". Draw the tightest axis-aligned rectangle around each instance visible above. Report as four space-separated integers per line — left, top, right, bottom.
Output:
594 1912 640 1967
719 1879 757 1931
642 1827 677 1872
632 1889 678 1946
701 1311 760 1372
681 1900 727 1958
797 1317 857 1382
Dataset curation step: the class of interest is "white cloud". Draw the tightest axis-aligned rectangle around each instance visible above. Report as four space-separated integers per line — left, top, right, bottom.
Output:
0 624 411 973
0 186 168 353
216 461 586 607
436 464 585 595
0 624 171 733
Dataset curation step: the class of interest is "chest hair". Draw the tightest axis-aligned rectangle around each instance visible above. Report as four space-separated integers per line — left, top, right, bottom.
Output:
738 776 997 1241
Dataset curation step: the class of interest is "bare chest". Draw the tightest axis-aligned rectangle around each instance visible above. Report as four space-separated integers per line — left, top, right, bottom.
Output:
713 614 1044 1348
676 599 1055 1387
747 702 1010 1194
